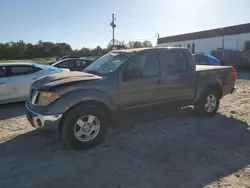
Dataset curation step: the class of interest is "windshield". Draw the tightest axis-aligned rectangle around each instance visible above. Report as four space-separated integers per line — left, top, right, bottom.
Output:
85 52 132 74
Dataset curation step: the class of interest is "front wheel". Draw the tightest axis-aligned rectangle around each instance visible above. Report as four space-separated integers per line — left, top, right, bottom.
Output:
60 104 108 150
194 88 220 117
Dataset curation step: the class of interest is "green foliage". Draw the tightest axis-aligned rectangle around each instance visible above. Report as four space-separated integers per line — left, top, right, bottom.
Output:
0 40 153 60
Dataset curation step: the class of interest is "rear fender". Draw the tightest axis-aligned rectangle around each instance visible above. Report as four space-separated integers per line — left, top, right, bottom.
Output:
193 76 222 105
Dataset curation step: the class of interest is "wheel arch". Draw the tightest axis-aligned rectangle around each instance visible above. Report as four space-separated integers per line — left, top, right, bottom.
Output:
205 84 223 99
58 100 115 136
193 81 223 105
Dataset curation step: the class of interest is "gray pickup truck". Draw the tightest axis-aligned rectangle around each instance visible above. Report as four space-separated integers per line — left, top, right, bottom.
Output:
26 47 236 149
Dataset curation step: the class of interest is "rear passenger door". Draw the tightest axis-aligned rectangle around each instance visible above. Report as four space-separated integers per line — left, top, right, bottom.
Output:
6 65 41 101
158 50 196 102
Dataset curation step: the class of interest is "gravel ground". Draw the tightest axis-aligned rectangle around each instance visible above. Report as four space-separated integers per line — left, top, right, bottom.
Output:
0 72 250 188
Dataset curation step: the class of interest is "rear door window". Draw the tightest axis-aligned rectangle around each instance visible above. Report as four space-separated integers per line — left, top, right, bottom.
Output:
159 51 188 73
57 60 76 68
7 65 41 77
76 60 88 68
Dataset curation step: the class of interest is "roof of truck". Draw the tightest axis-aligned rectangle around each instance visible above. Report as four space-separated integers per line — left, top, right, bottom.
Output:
112 47 187 53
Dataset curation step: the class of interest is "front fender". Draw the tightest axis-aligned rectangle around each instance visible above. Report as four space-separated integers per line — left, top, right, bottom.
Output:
45 89 117 115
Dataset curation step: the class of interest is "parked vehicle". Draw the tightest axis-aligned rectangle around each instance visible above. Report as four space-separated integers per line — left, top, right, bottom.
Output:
49 58 94 71
26 47 236 149
47 55 82 65
0 62 69 104
57 55 80 61
193 53 221 65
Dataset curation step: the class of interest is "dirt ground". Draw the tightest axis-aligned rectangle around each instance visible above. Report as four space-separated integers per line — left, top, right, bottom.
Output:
0 72 250 188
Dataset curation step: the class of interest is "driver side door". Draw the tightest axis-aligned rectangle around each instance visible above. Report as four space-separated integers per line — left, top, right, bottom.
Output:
118 51 166 109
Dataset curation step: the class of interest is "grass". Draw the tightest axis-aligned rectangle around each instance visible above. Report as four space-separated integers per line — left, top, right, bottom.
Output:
0 59 55 64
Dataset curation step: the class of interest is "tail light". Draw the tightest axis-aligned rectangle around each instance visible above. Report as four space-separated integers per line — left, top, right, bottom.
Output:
232 69 237 82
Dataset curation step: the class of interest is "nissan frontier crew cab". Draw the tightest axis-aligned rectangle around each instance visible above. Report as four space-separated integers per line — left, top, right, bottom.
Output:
26 47 236 150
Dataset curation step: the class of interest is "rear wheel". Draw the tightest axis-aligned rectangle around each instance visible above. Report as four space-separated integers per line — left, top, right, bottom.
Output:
194 88 220 117
60 104 108 150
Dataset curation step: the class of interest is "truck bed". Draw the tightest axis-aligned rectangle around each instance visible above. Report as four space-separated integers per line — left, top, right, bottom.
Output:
195 65 236 98
196 65 234 72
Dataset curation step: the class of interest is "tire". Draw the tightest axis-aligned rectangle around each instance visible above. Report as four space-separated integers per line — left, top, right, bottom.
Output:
194 88 220 117
60 104 108 150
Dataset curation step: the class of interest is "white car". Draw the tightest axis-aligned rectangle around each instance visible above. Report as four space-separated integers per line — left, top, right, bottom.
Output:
0 62 69 104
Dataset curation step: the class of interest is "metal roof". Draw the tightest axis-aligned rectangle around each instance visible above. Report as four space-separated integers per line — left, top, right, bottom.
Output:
158 23 250 44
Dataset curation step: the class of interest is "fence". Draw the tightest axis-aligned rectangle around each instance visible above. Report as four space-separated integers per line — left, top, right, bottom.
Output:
211 49 250 67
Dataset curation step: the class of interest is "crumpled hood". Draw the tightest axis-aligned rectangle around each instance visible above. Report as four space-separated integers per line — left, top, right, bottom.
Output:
31 71 102 90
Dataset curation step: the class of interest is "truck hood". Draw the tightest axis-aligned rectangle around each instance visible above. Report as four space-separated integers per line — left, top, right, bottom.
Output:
31 71 102 90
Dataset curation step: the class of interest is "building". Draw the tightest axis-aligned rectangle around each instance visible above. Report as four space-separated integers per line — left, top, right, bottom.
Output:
157 23 250 54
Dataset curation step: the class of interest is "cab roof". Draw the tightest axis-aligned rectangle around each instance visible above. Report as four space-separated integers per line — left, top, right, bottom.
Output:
111 47 188 53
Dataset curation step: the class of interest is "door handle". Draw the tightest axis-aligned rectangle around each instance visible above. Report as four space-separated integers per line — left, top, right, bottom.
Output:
0 82 6 85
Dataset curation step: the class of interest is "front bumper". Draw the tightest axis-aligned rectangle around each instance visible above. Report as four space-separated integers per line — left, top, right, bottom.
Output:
25 103 63 130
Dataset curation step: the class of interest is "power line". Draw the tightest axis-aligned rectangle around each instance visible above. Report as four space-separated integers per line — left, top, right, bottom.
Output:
132 37 156 41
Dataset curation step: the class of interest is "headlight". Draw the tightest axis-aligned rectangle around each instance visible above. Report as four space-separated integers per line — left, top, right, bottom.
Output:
37 92 59 106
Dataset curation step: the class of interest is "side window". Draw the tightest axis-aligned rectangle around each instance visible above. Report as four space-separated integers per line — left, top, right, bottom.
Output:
58 60 75 68
76 60 87 67
159 51 188 74
127 52 159 78
7 66 37 77
31 66 42 73
0 66 6 78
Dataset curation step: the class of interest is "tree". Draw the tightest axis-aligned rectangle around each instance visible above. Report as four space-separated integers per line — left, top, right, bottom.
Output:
107 39 125 50
143 40 153 47
0 39 153 60
126 40 153 49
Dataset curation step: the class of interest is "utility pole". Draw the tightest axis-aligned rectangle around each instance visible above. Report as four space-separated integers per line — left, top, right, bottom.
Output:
155 33 160 46
156 33 160 39
110 13 116 49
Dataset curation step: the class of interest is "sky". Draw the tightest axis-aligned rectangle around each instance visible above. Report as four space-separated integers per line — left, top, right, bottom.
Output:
0 0 249 50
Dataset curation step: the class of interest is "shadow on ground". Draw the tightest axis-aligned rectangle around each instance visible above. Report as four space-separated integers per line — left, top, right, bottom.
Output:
0 107 250 188
0 102 26 120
